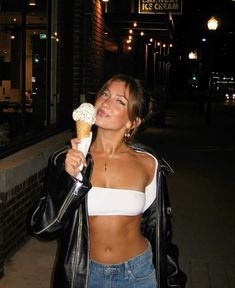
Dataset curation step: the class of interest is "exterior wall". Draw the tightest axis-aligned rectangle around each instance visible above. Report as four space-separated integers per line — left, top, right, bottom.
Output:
90 0 105 91
1 171 45 259
0 0 107 278
0 199 3 278
0 130 71 277
73 0 105 108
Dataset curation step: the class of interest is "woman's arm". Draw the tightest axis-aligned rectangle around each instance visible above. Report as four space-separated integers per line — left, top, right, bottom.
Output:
28 146 92 240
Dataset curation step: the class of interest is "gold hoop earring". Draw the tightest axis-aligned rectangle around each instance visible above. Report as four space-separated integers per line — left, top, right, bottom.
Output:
124 129 131 143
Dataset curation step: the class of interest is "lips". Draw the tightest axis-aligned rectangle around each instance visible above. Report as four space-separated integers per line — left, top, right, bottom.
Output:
96 108 109 117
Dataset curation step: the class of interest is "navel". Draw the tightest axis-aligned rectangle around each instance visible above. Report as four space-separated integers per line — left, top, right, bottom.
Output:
104 247 112 253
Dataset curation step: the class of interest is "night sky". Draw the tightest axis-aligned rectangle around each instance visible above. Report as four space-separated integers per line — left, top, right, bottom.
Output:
174 0 235 40
172 0 235 73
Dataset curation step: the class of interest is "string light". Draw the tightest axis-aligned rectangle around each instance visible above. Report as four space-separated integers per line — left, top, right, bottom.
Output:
28 0 36 6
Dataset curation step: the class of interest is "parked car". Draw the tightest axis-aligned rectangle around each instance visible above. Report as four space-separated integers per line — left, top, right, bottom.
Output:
225 87 235 101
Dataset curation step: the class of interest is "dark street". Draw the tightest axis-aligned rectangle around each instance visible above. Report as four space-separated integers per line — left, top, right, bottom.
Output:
138 99 235 287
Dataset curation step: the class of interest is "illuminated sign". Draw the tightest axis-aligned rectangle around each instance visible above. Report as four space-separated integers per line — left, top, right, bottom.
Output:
138 0 182 15
40 33 47 39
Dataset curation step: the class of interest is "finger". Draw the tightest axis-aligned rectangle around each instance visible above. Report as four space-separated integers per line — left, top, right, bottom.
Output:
65 152 81 167
65 152 82 175
68 144 87 166
65 149 87 173
71 138 80 150
64 162 80 177
67 149 86 166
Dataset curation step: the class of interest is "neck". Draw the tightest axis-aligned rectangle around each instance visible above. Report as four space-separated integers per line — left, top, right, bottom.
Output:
91 129 129 172
91 129 127 155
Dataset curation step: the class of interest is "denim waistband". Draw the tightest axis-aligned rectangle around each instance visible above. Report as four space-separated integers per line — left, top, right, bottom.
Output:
89 241 153 275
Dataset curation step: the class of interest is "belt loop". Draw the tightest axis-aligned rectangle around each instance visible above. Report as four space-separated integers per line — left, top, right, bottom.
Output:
124 261 130 277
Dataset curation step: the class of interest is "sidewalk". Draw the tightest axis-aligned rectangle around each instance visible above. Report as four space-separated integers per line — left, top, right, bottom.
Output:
0 238 56 288
139 100 235 288
0 100 234 288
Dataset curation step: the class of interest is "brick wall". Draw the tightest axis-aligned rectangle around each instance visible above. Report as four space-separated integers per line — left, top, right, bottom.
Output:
0 130 71 278
0 198 3 278
0 1 107 278
73 0 105 108
0 171 45 258
91 0 105 90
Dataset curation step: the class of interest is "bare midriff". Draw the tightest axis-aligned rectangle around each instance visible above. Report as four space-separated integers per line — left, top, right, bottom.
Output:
88 215 148 264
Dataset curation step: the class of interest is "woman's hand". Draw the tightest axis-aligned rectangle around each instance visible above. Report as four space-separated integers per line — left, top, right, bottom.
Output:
64 138 87 177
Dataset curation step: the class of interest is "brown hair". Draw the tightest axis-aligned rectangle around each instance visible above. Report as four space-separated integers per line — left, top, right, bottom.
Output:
96 74 150 122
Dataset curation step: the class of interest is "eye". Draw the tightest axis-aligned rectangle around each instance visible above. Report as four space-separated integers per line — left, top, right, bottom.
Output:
116 99 125 105
101 91 109 97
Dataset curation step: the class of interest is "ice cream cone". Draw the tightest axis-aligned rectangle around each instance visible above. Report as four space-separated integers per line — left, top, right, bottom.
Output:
76 120 92 139
73 102 96 139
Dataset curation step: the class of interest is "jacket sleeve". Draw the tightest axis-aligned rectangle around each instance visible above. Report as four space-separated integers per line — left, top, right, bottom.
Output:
28 146 92 240
141 157 187 288
159 165 187 288
141 199 158 265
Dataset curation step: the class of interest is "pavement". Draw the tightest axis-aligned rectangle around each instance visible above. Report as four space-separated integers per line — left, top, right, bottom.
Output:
0 99 234 288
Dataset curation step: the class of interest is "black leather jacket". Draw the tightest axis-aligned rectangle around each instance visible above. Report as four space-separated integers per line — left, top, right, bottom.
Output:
29 143 186 288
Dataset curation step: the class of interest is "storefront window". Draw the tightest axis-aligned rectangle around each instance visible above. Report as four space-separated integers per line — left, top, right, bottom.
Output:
0 0 64 157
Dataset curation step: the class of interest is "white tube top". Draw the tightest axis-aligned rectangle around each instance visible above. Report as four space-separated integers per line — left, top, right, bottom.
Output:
87 153 158 216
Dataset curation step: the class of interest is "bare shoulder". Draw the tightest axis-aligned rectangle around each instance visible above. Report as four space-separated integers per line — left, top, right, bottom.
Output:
130 149 157 183
134 150 156 168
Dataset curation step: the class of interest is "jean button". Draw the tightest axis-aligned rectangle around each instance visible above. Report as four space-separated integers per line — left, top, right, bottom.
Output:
104 267 110 274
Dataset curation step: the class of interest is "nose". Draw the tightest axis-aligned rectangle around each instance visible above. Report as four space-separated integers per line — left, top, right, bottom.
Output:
102 95 112 107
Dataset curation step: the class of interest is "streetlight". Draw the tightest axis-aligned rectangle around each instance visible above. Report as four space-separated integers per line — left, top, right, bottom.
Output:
188 51 198 60
101 0 109 13
188 50 198 106
205 16 219 124
207 16 218 31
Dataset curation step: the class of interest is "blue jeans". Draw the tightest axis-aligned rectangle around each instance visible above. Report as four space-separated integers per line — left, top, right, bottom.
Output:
87 242 157 288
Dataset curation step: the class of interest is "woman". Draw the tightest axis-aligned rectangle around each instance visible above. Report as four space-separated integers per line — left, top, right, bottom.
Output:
29 74 186 288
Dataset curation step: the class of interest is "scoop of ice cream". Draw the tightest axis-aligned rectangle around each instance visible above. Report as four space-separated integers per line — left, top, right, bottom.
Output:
72 102 96 125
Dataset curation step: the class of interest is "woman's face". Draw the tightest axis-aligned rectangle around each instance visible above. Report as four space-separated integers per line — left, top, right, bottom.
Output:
95 80 132 131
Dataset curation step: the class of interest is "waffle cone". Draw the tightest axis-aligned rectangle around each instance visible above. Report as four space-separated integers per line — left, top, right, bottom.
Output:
76 121 91 139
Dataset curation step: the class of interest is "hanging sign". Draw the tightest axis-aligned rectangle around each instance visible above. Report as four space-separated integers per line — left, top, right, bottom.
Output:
138 0 182 15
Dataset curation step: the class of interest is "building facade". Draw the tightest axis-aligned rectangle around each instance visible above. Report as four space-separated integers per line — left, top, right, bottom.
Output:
0 0 173 277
